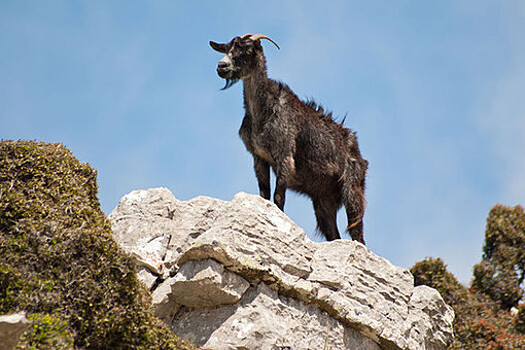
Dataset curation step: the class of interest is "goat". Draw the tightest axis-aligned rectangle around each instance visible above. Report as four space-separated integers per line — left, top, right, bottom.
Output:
210 34 368 244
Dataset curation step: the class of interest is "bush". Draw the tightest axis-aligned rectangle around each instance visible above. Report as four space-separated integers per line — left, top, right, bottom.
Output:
0 141 195 349
473 204 525 310
516 304 525 334
473 260 522 310
411 204 525 350
411 257 465 304
411 257 525 349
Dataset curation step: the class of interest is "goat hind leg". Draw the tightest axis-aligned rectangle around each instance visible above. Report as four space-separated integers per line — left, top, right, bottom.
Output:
344 186 366 245
273 175 286 211
347 216 364 244
313 198 341 241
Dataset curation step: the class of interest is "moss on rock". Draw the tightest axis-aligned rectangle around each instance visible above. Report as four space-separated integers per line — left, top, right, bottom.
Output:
0 141 195 349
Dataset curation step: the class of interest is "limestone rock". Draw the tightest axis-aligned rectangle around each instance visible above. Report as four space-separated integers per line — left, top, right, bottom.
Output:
407 285 455 349
109 188 455 349
151 277 180 324
173 282 381 350
136 268 158 290
109 188 177 276
0 312 31 350
170 258 250 308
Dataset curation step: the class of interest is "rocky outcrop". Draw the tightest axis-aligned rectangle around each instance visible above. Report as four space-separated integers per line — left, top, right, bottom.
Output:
0 312 30 350
109 188 454 349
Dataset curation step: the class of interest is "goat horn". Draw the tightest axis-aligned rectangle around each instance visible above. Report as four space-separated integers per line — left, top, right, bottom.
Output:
249 34 280 50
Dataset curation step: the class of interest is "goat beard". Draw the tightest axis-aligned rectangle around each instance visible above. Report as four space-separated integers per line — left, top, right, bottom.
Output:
221 79 239 90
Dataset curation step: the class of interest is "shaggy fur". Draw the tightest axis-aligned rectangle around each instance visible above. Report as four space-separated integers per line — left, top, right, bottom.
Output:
211 35 368 244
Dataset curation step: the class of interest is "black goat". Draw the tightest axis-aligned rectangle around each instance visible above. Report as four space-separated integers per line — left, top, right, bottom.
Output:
210 34 368 244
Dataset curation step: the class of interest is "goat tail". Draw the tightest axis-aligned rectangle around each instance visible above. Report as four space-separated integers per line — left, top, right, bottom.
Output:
342 156 368 245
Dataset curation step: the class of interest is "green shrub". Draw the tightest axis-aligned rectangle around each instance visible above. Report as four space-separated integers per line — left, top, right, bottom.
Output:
0 141 195 349
473 204 525 309
410 203 525 349
411 257 525 349
516 304 525 334
411 257 465 304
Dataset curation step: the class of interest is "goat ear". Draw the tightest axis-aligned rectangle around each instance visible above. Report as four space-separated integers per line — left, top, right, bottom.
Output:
210 41 228 53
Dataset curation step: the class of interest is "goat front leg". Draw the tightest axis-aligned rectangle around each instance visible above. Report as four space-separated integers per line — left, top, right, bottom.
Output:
273 156 294 211
274 175 286 211
254 155 271 200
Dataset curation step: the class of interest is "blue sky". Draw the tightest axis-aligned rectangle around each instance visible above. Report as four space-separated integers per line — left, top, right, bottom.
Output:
2 1 524 284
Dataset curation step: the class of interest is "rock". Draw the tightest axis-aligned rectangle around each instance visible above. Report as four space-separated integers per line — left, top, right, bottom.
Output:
109 188 177 276
170 258 250 308
407 286 455 349
137 268 158 290
151 277 181 324
173 282 381 350
109 188 455 349
0 312 31 350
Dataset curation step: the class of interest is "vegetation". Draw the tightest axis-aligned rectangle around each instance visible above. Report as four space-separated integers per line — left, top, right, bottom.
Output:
0 141 195 349
411 205 525 349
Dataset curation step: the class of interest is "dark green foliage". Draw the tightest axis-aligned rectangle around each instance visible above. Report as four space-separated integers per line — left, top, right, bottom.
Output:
411 257 466 306
410 258 498 349
411 204 525 349
516 304 525 334
0 141 195 349
473 205 525 309
411 258 525 348
473 260 522 310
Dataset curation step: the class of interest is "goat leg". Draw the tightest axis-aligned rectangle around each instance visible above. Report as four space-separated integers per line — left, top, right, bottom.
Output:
273 157 294 211
313 198 341 241
253 155 271 200
274 175 286 211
